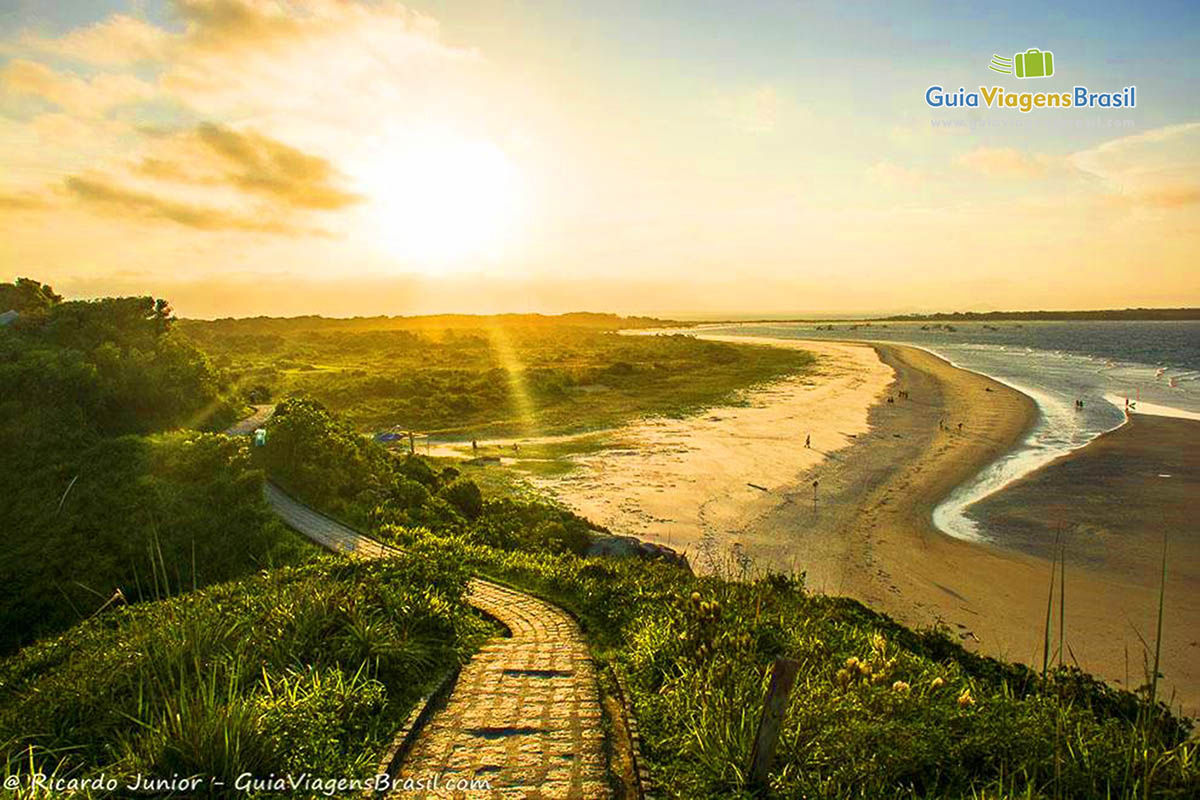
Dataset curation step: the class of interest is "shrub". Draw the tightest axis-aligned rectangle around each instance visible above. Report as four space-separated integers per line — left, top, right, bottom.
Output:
440 478 484 519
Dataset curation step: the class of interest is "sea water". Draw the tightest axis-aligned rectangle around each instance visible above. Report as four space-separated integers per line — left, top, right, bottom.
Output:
702 321 1200 542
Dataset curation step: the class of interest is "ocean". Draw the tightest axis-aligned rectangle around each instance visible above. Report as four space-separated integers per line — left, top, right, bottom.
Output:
701 321 1200 542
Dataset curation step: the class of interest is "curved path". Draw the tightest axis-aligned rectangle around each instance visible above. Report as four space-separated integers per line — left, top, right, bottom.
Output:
225 403 275 435
264 483 610 798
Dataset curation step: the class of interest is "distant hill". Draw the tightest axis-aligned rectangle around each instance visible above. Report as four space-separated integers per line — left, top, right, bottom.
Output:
177 311 674 336
879 308 1200 322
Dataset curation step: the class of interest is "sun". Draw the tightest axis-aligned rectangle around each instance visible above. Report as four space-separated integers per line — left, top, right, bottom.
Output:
351 132 527 269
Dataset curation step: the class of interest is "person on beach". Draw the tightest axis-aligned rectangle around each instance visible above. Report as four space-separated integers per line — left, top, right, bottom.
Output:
805 433 811 449
472 439 478 452
957 422 963 432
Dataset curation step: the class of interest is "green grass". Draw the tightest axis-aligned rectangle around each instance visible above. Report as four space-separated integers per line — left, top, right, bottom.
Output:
0 550 492 797
181 317 815 437
393 534 1198 799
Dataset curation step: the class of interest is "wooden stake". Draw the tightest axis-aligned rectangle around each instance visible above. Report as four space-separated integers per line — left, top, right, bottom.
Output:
748 657 800 792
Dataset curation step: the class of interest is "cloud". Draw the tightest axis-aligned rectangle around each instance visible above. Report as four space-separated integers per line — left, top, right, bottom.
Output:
956 147 1053 179
172 0 442 51
192 123 360 209
0 59 156 117
1070 122 1200 210
0 191 48 210
866 161 923 188
55 121 360 233
63 174 302 234
130 123 361 210
17 14 171 65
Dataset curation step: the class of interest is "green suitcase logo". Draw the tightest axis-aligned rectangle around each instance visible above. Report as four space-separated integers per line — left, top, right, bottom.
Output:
989 48 1055 78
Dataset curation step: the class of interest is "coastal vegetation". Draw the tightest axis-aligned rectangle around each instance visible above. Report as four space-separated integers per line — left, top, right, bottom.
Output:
0 280 305 653
178 315 814 437
2 279 1196 797
0 552 489 792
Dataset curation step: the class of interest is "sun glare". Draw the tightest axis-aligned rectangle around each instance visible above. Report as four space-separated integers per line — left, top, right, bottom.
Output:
353 133 527 269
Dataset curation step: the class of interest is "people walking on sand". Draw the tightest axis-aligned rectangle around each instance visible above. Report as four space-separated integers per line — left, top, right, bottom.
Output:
957 422 963 432
805 433 811 449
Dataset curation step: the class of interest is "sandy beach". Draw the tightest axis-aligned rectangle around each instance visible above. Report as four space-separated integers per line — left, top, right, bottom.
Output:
534 336 1200 718
538 338 894 562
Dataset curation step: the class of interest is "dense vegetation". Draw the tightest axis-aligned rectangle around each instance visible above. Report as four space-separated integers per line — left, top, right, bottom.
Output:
0 552 489 795
261 398 596 556
179 314 814 436
0 279 304 652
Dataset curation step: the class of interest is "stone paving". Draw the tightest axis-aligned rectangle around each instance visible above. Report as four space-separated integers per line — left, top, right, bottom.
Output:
263 483 611 799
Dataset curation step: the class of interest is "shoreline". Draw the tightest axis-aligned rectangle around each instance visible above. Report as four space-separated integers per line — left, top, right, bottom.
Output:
538 333 1199 716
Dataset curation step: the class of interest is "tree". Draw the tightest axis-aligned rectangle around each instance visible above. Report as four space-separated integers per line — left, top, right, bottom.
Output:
0 277 62 313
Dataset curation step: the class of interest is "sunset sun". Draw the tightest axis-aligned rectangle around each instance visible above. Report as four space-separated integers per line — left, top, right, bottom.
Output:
353 133 527 268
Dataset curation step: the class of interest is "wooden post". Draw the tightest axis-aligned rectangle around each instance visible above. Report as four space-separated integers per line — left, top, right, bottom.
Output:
748 657 800 792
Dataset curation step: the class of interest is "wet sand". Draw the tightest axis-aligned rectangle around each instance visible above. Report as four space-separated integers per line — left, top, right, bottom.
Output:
538 337 1200 717
969 414 1200 714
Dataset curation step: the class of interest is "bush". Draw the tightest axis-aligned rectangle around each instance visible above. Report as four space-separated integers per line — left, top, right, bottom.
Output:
441 478 484 519
0 432 308 653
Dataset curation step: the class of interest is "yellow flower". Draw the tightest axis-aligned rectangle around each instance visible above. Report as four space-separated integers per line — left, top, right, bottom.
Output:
957 688 975 708
930 676 945 690
845 656 860 669
892 681 911 693
835 668 852 688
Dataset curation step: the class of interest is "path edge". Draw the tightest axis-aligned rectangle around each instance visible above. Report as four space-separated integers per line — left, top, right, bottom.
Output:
365 664 463 797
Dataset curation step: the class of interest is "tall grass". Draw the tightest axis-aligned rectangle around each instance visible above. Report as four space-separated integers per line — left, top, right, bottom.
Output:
0 549 490 794
407 534 1199 799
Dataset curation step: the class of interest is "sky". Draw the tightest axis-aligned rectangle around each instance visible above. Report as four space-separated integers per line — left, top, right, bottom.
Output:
0 0 1197 318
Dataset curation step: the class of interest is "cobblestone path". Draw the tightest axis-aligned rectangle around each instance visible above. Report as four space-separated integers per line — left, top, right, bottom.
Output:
264 483 611 798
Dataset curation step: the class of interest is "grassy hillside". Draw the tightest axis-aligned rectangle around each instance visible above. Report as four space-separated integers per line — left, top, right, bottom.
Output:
179 315 814 436
446 544 1197 799
0 552 490 794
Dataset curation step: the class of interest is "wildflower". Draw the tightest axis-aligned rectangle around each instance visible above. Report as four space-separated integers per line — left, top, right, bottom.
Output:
844 656 860 670
857 661 872 677
930 676 945 690
835 668 852 688
957 688 975 708
892 681 910 693
690 592 702 606
871 633 887 651
872 672 888 685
